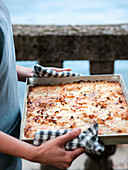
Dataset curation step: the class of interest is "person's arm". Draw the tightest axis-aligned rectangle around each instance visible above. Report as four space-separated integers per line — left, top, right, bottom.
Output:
0 128 85 169
16 65 71 82
16 65 33 82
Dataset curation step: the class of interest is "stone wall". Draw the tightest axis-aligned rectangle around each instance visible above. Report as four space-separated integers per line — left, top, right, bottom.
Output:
13 24 128 74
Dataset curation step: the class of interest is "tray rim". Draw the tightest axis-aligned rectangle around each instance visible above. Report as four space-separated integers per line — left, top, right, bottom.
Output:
20 74 128 145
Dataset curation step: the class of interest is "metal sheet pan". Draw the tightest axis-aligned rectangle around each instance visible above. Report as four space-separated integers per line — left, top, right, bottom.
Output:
20 74 128 145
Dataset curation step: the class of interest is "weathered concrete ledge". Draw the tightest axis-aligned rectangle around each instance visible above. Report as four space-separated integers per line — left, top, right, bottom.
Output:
13 24 128 74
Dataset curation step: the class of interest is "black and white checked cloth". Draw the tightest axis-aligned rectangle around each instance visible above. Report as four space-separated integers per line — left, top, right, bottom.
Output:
33 123 104 155
33 64 84 78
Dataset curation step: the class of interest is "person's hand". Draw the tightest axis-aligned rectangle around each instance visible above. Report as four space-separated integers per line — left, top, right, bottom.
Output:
31 128 85 169
0 128 84 169
16 65 71 82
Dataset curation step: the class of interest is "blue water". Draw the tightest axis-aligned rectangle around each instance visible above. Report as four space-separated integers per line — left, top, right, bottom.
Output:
17 60 128 113
4 0 128 25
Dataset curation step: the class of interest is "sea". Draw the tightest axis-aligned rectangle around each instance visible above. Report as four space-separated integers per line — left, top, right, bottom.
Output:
3 0 128 112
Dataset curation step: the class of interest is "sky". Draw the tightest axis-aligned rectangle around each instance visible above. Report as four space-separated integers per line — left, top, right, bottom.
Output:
4 0 128 25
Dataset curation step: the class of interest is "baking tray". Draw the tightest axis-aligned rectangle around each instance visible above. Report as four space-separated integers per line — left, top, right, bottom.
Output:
20 74 128 145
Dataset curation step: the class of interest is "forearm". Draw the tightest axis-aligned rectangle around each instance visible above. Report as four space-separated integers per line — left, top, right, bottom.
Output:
0 131 36 161
0 129 85 169
16 65 33 82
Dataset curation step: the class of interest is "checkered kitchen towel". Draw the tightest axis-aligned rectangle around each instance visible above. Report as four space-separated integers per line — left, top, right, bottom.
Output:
33 123 104 155
33 64 84 78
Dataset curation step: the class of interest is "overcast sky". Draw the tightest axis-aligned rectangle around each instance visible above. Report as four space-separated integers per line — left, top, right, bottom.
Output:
4 0 128 25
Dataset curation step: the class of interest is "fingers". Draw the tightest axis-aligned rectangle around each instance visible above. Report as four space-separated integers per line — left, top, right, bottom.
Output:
46 67 71 72
61 148 85 168
58 128 81 145
53 68 71 72
71 147 86 160
60 68 71 72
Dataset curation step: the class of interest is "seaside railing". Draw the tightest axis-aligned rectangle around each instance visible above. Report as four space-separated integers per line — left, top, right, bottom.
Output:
13 24 128 75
